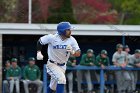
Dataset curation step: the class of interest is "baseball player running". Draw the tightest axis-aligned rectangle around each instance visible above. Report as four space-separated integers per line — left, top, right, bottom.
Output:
37 22 81 93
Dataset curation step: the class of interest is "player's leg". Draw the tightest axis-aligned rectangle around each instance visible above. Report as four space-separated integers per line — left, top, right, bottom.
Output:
23 80 29 93
67 71 73 93
115 71 124 93
3 80 9 93
133 71 138 92
84 70 93 92
9 80 14 93
32 80 43 93
47 77 57 93
15 79 20 93
77 70 83 93
123 71 132 92
47 63 66 93
129 71 135 92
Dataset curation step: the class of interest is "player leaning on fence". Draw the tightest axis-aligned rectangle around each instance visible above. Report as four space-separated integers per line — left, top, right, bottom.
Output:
129 49 140 93
112 44 131 93
37 22 81 93
77 49 95 93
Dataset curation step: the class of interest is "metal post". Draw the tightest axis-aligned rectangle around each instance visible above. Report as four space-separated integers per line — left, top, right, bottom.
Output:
43 64 47 93
100 69 104 93
28 0 32 24
122 35 125 46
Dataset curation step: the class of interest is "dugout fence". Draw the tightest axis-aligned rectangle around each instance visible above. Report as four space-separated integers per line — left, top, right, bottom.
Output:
43 64 140 93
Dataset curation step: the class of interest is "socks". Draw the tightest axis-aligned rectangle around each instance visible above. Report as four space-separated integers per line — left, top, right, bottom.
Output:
47 86 53 93
56 84 64 93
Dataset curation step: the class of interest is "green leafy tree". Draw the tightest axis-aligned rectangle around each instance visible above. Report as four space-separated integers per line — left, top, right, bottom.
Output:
0 0 18 22
47 0 77 23
108 0 140 24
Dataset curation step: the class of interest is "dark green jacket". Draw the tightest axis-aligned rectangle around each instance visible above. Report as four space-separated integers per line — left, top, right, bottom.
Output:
95 54 110 67
67 56 76 67
80 54 95 66
23 65 41 81
6 66 21 79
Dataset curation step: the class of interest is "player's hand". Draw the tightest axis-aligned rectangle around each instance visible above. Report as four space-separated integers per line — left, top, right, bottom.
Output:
101 64 105 69
9 77 13 80
66 45 75 54
37 51 44 60
90 62 94 66
72 63 76 67
136 63 140 67
121 63 126 68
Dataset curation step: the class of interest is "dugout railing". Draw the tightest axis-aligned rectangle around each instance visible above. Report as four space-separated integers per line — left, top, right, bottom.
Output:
43 65 140 93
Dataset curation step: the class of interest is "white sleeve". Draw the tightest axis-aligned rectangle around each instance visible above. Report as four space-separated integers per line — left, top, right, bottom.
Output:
71 37 80 51
112 53 117 62
39 34 53 45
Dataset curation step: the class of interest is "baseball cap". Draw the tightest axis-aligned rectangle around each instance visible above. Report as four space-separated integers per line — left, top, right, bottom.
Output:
116 44 123 49
135 49 140 53
124 45 129 49
5 60 10 64
28 57 35 61
101 50 108 55
87 49 94 53
11 58 17 62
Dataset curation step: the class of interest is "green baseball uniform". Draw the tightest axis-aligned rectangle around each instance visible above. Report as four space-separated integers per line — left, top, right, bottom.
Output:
23 65 41 81
80 54 95 66
95 54 109 67
6 66 21 79
6 65 21 93
77 53 95 92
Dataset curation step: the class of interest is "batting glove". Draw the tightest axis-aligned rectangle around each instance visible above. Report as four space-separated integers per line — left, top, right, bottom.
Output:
66 45 75 54
37 51 44 60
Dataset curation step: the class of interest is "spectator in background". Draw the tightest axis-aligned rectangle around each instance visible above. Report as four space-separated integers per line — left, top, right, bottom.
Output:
112 44 130 93
129 49 140 93
94 50 110 92
3 60 11 93
65 54 77 93
6 58 21 93
23 57 43 93
124 45 133 93
77 49 95 93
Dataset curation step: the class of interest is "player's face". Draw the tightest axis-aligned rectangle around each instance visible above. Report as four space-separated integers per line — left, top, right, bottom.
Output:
87 53 93 57
12 62 17 67
29 61 35 66
125 48 130 53
101 54 107 58
65 29 71 38
5 63 10 67
118 47 123 51
135 53 139 58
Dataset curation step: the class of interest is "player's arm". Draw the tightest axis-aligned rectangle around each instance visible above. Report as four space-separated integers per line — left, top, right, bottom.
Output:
73 49 81 57
70 37 81 57
112 54 120 66
36 39 44 60
36 34 52 60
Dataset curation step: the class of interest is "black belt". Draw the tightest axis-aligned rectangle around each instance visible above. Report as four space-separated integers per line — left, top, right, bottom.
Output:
49 60 65 66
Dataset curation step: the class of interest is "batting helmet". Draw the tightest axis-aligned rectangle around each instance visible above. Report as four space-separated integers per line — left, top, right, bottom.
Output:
57 22 72 35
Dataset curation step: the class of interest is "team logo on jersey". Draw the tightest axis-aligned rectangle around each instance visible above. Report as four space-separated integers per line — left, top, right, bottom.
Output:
53 45 67 49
